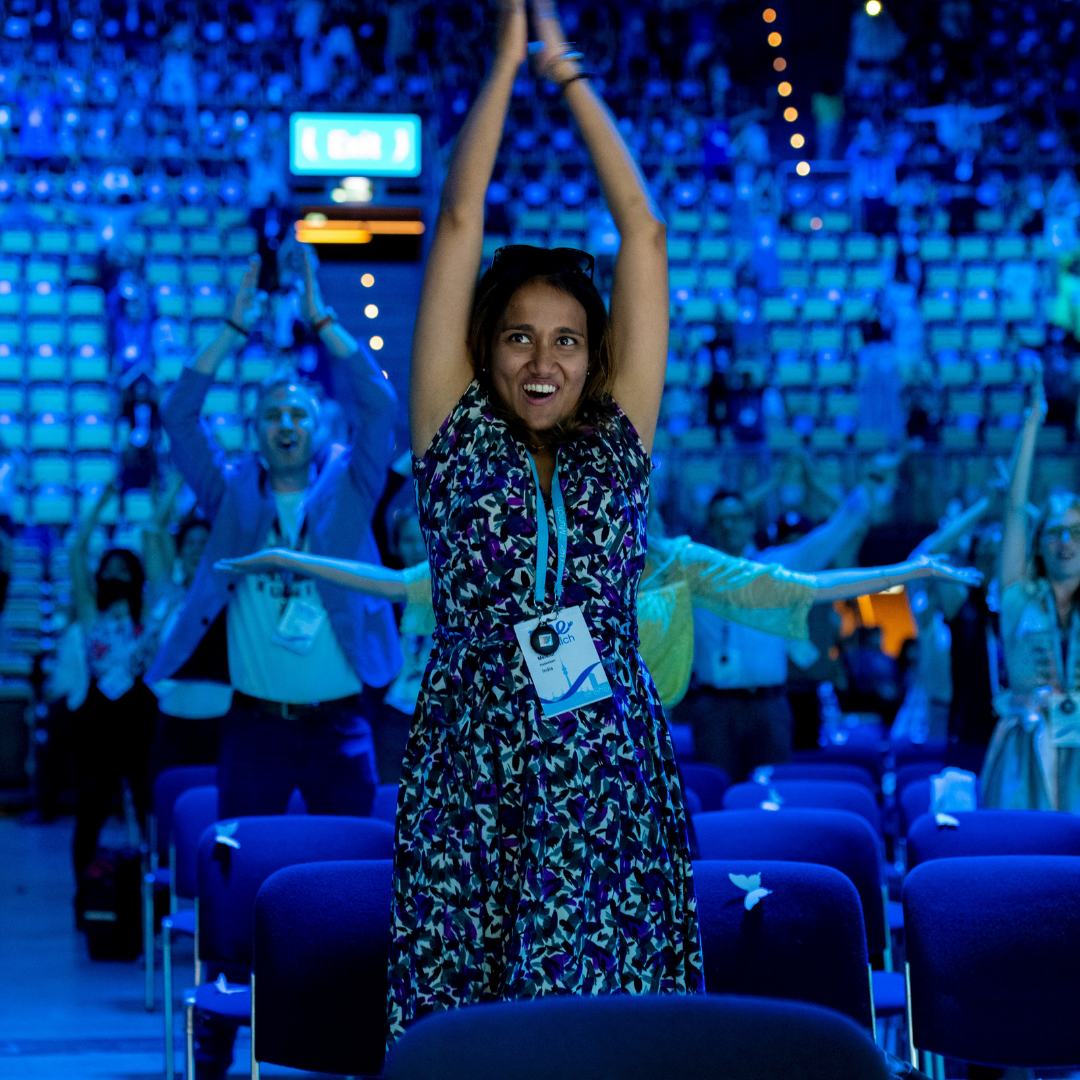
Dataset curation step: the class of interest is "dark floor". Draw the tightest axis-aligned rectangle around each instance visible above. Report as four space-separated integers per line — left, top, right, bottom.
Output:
0 813 329 1079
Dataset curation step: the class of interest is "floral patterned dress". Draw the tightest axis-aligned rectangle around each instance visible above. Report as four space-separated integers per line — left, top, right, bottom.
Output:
387 382 703 1044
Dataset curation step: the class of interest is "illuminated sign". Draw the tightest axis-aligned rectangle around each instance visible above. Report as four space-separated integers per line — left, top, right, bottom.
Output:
289 113 421 176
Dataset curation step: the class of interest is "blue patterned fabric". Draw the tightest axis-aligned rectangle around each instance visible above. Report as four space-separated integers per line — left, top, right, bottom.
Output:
387 382 702 1044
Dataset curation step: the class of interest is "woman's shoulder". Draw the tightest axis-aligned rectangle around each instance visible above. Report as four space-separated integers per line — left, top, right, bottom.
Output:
412 381 501 478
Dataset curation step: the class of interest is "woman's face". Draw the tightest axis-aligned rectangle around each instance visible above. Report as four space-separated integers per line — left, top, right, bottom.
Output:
1040 505 1080 581
179 525 210 582
490 280 590 433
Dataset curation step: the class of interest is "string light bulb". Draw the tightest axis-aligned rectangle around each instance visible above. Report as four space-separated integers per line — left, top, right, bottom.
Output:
763 8 777 21
790 133 805 148
784 107 798 121
774 57 787 71
778 82 792 97
796 161 811 176
865 0 882 14
768 31 782 46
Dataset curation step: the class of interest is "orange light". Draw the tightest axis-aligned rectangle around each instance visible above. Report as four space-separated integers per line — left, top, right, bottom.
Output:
778 81 792 97
295 218 424 240
784 106 798 121
774 57 787 71
296 228 372 244
790 133 805 148
763 7 777 21
768 31 782 46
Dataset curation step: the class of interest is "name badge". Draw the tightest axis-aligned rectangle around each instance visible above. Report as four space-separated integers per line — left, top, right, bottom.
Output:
513 605 613 717
273 597 326 656
1051 694 1080 747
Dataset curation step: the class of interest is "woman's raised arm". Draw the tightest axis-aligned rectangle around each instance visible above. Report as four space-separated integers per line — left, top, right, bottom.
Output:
410 1 526 456
1002 374 1045 591
531 0 668 451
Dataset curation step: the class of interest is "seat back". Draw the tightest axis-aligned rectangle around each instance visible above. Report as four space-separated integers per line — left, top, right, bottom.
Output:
753 762 877 792
724 779 882 835
907 809 1080 869
794 744 884 781
382 995 891 1080
197 815 395 973
905 855 1080 1068
894 761 942 800
152 766 217 862
372 783 398 824
694 809 887 952
693 860 871 1028
172 785 218 900
899 778 931 837
893 737 947 769
253 859 392 1076
678 763 730 811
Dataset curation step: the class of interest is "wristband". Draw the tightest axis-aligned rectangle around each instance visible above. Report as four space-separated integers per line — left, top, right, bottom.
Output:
225 318 250 337
558 71 590 91
311 313 335 333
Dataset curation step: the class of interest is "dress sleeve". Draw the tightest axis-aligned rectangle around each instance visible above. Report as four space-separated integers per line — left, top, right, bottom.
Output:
401 561 436 636
677 539 818 640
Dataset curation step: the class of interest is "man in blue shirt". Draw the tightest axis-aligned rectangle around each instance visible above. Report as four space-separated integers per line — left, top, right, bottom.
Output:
147 249 401 820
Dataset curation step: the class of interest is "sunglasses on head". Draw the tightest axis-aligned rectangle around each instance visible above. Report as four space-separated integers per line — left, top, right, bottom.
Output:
490 244 595 280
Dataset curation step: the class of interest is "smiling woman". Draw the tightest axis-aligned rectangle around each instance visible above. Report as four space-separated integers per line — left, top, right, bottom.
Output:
388 0 692 1049
983 369 1080 812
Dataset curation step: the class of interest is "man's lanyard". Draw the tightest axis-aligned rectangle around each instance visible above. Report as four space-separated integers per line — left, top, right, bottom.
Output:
271 500 308 603
527 453 567 619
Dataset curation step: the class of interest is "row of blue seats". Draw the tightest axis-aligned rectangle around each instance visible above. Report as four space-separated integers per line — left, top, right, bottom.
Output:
147 767 1080 1077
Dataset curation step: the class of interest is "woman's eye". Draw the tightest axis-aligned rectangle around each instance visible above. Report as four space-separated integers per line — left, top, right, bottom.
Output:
508 332 530 344
557 336 578 346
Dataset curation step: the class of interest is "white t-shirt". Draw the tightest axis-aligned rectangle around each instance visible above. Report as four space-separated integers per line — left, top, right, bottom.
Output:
226 490 362 704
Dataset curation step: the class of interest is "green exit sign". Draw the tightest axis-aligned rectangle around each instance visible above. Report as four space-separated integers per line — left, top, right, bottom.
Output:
289 113 422 176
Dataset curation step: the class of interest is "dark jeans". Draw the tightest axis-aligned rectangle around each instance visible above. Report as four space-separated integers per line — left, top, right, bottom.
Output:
72 681 157 897
217 695 377 819
197 694 377 1077
372 702 413 786
673 685 793 783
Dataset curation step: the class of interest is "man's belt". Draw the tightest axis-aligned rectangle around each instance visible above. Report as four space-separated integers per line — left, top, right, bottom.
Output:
233 691 361 720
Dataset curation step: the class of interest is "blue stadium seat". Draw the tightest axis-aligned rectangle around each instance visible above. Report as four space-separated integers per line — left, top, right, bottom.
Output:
906 809 1080 869
723 779 881 835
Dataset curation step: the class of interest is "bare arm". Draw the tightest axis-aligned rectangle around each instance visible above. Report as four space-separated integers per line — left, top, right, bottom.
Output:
142 473 183 586
532 0 668 450
1002 379 1044 591
71 484 117 628
409 0 526 455
809 555 982 603
215 549 407 602
762 485 871 572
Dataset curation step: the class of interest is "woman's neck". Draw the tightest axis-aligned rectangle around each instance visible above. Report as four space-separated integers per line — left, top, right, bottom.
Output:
1049 575 1080 627
530 445 556 498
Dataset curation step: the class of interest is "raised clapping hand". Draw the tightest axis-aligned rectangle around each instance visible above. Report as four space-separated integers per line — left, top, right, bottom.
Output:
215 548 297 576
529 0 577 83
295 242 328 327
910 553 984 588
230 255 266 333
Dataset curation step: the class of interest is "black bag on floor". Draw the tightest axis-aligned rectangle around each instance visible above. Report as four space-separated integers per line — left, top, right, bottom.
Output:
80 847 142 960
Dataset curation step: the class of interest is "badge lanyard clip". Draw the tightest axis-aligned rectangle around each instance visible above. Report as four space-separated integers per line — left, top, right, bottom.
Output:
527 453 567 655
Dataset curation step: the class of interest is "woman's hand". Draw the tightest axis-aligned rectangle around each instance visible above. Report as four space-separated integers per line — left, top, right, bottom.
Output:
529 0 578 83
912 553 984 588
496 0 527 67
215 548 297 576
229 255 266 332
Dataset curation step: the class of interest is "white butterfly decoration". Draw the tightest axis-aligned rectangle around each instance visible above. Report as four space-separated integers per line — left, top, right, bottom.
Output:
934 813 960 828
213 973 247 995
728 871 773 911
759 787 785 812
752 766 775 785
214 821 241 849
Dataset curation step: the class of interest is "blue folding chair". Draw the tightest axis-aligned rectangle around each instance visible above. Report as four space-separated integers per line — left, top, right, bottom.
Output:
693 860 872 1029
898 778 983 840
723 779 882 835
183 815 395 1080
893 762 942 801
694 808 905 1026
678 762 730 811
162 786 218 1080
251 859 393 1078
907 809 1080 869
144 767 216 1011
372 782 398 825
905 855 1080 1074
753 761 877 792
382 995 891 1080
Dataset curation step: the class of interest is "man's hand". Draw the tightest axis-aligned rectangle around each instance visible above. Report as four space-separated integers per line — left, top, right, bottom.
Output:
296 242 328 327
229 256 265 332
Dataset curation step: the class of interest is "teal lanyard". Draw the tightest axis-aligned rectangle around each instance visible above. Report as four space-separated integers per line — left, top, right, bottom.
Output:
527 453 567 616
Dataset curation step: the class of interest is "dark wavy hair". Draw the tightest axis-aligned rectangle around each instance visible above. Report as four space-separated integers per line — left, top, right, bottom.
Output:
95 547 146 623
467 248 615 447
